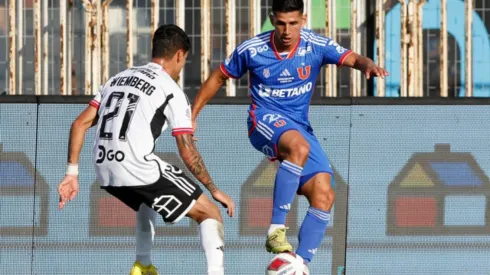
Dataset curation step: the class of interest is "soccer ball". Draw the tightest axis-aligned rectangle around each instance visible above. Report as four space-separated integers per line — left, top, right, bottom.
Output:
266 252 310 275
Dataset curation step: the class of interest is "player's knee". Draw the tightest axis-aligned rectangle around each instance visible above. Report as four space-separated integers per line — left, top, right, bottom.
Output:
284 141 309 164
191 198 223 224
311 187 335 211
204 202 223 223
278 131 309 164
136 204 156 232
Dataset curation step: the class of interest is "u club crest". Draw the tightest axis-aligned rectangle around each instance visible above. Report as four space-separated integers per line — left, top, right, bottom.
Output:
263 68 270 78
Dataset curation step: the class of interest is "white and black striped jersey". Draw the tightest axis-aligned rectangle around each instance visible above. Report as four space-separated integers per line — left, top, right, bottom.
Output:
89 62 193 187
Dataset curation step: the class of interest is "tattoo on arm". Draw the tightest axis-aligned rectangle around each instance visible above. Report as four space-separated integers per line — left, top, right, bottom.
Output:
177 134 217 193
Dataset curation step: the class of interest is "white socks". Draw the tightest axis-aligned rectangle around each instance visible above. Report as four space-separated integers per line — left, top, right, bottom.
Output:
135 204 157 266
135 208 225 274
199 219 225 275
268 224 285 235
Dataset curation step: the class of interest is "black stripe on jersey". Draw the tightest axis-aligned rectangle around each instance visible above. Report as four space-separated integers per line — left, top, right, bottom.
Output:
183 93 190 105
144 154 163 174
150 93 174 140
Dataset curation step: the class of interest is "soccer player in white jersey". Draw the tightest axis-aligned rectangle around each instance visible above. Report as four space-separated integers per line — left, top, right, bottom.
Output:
57 24 235 275
192 0 388 267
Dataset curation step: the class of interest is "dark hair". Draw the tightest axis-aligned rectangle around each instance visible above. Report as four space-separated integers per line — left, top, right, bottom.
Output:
151 24 191 59
272 0 304 14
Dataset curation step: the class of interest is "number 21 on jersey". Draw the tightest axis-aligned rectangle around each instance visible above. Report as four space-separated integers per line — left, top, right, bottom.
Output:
99 91 140 141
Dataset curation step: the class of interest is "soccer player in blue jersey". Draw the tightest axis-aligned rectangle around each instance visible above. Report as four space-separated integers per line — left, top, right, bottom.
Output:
192 0 389 265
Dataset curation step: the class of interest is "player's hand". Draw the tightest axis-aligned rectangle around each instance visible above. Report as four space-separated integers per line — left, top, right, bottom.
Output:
364 65 390 80
58 175 79 210
211 189 235 217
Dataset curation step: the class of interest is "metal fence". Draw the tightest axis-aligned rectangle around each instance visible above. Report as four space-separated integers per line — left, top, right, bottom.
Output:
1 0 490 97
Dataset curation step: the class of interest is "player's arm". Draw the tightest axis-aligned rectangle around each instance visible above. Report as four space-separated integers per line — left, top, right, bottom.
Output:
342 52 390 80
191 68 229 125
175 134 217 192
319 32 389 79
58 104 98 210
192 47 247 130
67 105 99 165
175 134 235 217
167 88 235 216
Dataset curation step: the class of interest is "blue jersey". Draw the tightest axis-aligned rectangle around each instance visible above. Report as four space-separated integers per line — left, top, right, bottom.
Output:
221 29 351 127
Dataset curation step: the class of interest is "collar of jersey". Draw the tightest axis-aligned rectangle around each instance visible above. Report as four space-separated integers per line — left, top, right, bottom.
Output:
270 31 301 60
148 62 168 73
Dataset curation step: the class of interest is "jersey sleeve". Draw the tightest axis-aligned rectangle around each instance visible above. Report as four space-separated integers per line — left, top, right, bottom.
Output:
320 37 353 67
89 86 103 109
163 88 194 136
220 46 248 79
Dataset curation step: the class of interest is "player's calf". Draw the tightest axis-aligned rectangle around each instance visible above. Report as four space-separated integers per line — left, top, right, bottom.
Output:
187 194 225 275
296 173 335 264
266 130 310 253
135 204 157 267
301 173 336 211
187 193 223 223
296 206 331 263
269 131 308 226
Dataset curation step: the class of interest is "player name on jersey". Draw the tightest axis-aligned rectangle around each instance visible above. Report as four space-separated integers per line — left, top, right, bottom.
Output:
109 75 156 96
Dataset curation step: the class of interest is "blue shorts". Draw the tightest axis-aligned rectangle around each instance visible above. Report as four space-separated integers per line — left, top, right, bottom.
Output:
247 107 334 189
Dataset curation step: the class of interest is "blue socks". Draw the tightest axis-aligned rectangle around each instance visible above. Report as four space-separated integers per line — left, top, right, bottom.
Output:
270 160 330 264
270 160 303 226
296 207 330 263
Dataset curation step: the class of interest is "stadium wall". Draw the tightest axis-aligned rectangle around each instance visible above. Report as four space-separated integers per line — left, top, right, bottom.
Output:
1 97 490 274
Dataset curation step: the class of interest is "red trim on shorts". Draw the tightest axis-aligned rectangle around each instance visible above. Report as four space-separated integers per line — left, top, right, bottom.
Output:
248 103 257 137
269 143 279 162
